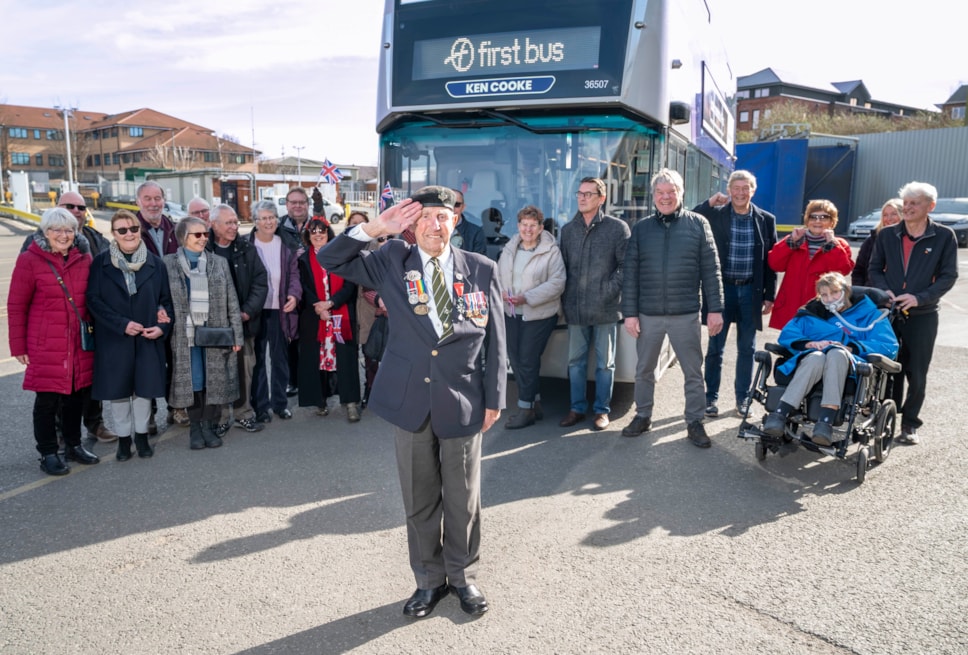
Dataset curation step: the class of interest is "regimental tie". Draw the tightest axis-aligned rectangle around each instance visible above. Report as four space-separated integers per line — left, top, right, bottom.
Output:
430 257 454 340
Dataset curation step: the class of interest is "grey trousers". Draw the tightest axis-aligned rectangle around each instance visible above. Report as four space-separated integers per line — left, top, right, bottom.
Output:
780 349 851 408
395 422 482 589
221 336 257 423
634 313 706 423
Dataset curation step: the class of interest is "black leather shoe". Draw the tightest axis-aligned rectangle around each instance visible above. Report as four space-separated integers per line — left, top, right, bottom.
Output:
134 432 154 458
449 584 488 616
65 445 100 465
275 408 293 420
40 454 70 476
402 584 449 618
116 436 133 461
255 411 272 424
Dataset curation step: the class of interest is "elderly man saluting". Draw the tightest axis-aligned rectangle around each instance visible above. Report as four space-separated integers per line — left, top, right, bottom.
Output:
621 169 724 447
318 186 506 619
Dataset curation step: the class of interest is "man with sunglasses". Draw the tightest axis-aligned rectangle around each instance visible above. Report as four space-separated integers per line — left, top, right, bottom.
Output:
450 189 487 255
20 191 118 444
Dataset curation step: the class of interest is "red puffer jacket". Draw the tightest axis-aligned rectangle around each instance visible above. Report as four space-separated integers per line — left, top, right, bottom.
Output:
8 240 94 394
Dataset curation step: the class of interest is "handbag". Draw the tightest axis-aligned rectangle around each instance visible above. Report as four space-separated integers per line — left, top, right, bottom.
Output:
363 315 388 361
47 262 95 352
193 325 235 348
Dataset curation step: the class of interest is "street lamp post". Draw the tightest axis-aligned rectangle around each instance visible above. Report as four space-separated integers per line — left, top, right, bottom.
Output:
293 145 305 186
55 106 75 189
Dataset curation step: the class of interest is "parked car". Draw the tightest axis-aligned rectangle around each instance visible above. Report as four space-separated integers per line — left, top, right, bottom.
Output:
931 198 968 248
164 201 188 221
846 209 881 240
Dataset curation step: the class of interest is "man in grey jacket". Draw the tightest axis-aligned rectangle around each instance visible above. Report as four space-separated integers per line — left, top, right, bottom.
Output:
621 169 724 448
558 177 630 431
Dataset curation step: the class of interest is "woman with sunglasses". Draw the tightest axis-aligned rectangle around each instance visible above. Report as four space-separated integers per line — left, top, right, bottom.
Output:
8 207 99 475
87 210 174 460
767 200 854 329
163 217 243 450
297 217 362 421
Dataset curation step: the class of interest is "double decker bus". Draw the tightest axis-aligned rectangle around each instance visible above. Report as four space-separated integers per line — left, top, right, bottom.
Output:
376 0 736 380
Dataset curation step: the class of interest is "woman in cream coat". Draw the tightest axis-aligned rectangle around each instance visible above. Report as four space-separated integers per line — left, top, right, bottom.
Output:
498 205 566 429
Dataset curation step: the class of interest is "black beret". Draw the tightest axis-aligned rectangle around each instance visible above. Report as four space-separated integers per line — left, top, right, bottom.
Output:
410 186 456 210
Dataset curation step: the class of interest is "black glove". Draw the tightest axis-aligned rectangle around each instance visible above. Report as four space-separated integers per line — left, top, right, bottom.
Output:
312 187 324 215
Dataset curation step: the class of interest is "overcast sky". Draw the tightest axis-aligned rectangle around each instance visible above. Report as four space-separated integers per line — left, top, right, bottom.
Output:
1 0 962 167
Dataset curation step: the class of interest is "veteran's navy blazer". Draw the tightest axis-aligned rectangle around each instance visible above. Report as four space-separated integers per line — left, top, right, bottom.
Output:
318 234 506 438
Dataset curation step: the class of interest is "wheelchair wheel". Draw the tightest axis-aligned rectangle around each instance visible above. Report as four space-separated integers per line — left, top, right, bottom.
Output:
872 400 897 463
755 439 767 462
856 446 869 484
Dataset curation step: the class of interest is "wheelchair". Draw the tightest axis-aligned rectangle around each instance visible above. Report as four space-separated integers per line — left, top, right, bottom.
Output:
736 287 902 483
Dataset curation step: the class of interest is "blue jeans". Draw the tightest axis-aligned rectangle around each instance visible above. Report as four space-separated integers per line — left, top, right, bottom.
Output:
506 314 558 408
252 309 290 414
567 323 616 415
705 283 756 406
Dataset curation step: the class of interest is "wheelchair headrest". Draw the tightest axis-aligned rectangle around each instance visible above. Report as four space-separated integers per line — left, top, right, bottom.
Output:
850 286 892 310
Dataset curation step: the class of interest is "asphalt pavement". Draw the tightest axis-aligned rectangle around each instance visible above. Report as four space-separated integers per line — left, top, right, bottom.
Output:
0 217 966 654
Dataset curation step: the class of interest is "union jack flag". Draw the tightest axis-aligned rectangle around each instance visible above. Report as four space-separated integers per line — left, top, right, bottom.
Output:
379 181 394 212
319 159 343 184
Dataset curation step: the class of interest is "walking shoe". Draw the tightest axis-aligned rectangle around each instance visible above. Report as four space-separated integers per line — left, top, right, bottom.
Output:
214 422 231 438
533 401 544 421
275 408 293 420
286 385 299 397
621 415 651 437
505 410 536 430
255 411 272 424
704 403 719 418
346 403 361 423
315 406 330 417
592 413 610 431
686 421 711 448
811 421 833 446
736 400 750 416
559 411 586 427
762 412 787 438
93 424 119 443
235 417 265 433
40 454 70 476
170 408 189 427
897 426 920 445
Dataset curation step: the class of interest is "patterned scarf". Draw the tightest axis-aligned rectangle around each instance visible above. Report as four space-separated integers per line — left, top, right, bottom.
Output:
109 239 148 295
176 248 210 347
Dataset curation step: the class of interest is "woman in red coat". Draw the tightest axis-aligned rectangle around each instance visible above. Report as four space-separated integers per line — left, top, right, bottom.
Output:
767 200 854 329
7 208 98 475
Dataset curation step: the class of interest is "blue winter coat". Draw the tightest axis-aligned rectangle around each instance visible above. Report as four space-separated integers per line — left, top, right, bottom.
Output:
87 249 173 400
776 293 898 377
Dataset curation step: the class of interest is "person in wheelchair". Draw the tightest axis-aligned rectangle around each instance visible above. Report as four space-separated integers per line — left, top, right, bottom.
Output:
762 272 898 446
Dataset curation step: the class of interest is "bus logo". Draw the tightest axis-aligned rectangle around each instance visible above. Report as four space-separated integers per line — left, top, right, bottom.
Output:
444 38 476 73
445 76 556 98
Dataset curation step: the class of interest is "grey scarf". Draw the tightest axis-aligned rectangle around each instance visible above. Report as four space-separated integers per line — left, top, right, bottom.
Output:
176 248 210 347
109 240 148 295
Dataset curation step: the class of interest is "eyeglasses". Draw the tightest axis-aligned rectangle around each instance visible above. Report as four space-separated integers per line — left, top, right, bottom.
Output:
287 200 308 205
188 232 209 239
808 213 832 221
256 216 277 222
190 209 210 217
47 227 74 235
60 203 87 211
576 191 600 199
113 225 141 235
309 227 328 235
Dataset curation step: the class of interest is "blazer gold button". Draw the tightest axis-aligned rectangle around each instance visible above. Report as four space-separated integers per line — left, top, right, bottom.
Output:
431 349 438 356
424 377 431 383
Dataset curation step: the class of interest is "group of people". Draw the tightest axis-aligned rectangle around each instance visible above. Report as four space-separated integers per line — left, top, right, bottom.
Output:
7 182 376 476
7 171 958 620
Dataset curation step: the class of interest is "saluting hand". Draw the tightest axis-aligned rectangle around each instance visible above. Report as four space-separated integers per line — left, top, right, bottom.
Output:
362 198 424 239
